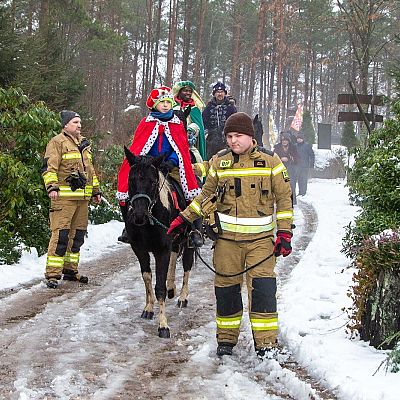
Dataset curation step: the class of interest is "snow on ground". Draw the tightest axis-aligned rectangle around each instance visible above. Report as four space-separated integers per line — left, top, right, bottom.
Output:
0 179 398 399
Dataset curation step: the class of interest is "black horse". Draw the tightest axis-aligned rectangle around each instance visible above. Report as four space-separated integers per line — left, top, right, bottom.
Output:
205 114 265 159
123 147 195 338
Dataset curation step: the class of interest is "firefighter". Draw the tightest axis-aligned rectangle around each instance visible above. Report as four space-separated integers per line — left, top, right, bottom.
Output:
42 110 101 289
167 112 293 359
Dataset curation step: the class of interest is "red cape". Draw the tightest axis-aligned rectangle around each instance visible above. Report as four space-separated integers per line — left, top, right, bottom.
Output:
117 115 200 201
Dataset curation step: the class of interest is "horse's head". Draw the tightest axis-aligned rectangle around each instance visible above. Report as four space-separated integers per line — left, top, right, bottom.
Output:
124 146 165 226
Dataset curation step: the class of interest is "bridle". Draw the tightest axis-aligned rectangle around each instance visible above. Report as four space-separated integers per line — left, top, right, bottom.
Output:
128 165 168 228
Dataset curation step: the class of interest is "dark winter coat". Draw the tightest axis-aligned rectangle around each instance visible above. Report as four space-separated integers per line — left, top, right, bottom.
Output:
296 141 315 169
202 97 237 132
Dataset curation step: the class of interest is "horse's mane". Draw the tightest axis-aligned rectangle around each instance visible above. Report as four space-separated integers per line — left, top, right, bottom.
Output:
157 171 171 210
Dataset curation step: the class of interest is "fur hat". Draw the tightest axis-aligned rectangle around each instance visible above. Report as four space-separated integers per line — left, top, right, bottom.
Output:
212 82 227 95
60 110 80 127
146 86 174 109
224 112 254 137
172 80 195 95
281 132 291 141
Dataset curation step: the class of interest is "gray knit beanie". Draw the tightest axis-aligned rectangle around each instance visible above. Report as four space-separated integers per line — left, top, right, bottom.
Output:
60 110 80 127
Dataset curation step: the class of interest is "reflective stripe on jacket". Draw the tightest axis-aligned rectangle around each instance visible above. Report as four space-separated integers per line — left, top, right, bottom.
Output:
42 132 100 200
182 141 293 241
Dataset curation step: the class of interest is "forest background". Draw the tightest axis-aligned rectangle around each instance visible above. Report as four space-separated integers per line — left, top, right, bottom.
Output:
2 0 400 142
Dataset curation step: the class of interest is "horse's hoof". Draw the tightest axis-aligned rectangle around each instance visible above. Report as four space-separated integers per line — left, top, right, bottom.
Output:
158 327 170 338
167 288 175 299
141 310 154 319
177 299 188 308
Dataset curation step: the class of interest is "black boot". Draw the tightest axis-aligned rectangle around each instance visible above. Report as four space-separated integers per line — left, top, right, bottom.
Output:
216 342 234 357
256 346 279 360
62 269 89 284
46 279 58 289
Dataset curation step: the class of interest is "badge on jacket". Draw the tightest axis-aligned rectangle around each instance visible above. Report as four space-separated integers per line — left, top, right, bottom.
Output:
254 160 266 167
282 169 290 182
219 160 232 168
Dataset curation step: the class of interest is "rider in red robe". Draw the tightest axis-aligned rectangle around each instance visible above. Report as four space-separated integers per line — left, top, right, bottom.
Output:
117 86 201 205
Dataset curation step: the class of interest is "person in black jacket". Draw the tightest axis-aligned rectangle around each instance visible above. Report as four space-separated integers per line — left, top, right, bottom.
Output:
202 82 237 159
274 132 298 205
294 131 315 196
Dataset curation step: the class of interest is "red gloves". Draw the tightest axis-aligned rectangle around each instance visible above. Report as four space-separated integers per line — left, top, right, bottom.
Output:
167 215 186 236
274 231 293 257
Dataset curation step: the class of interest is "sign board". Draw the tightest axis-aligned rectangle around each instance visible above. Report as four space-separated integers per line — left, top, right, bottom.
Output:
337 94 384 106
338 112 383 122
318 123 331 149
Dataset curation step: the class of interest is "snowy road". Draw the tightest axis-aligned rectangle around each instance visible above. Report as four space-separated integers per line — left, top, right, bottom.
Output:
0 201 337 400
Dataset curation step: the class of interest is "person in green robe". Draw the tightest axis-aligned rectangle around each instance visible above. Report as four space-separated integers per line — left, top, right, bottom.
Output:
172 80 206 161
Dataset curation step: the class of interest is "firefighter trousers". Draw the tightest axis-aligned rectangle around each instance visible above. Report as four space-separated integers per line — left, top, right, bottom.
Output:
213 236 278 349
45 199 89 279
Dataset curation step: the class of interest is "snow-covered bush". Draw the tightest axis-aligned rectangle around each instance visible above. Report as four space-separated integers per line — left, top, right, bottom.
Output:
343 72 400 352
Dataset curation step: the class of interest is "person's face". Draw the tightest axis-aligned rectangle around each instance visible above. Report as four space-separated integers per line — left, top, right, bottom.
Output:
226 132 253 154
282 138 289 146
296 136 304 143
179 87 193 102
64 117 81 136
155 100 172 113
214 89 226 102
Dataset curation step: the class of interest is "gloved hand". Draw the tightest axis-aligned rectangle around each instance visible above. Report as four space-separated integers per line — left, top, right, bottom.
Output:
274 231 293 257
167 215 187 236
66 170 87 191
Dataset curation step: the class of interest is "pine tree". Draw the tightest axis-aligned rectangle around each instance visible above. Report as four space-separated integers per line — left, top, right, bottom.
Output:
302 110 316 144
341 121 358 149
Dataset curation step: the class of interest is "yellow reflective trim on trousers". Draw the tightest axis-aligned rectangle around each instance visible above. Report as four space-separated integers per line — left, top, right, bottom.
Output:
46 256 64 267
64 252 80 263
62 152 81 160
92 175 99 186
87 153 93 162
189 200 203 216
43 172 58 185
199 163 206 177
272 163 285 176
216 316 242 329
220 220 275 234
209 166 216 177
250 317 278 331
276 210 294 220
217 168 272 178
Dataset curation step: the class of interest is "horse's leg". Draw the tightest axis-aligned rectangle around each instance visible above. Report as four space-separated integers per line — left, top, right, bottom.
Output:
132 245 155 319
166 251 178 299
154 249 171 338
177 246 195 308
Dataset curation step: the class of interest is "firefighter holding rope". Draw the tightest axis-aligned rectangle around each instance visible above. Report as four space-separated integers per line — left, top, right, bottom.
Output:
167 112 294 359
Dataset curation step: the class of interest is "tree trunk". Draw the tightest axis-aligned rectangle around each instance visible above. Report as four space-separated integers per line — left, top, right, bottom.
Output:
193 0 207 86
181 0 192 79
247 0 267 114
231 0 245 101
165 0 178 86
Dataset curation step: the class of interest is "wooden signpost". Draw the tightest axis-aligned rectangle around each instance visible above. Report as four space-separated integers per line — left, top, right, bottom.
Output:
337 82 384 134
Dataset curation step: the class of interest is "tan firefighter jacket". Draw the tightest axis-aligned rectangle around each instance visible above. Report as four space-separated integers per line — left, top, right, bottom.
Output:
42 131 100 200
182 141 293 241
